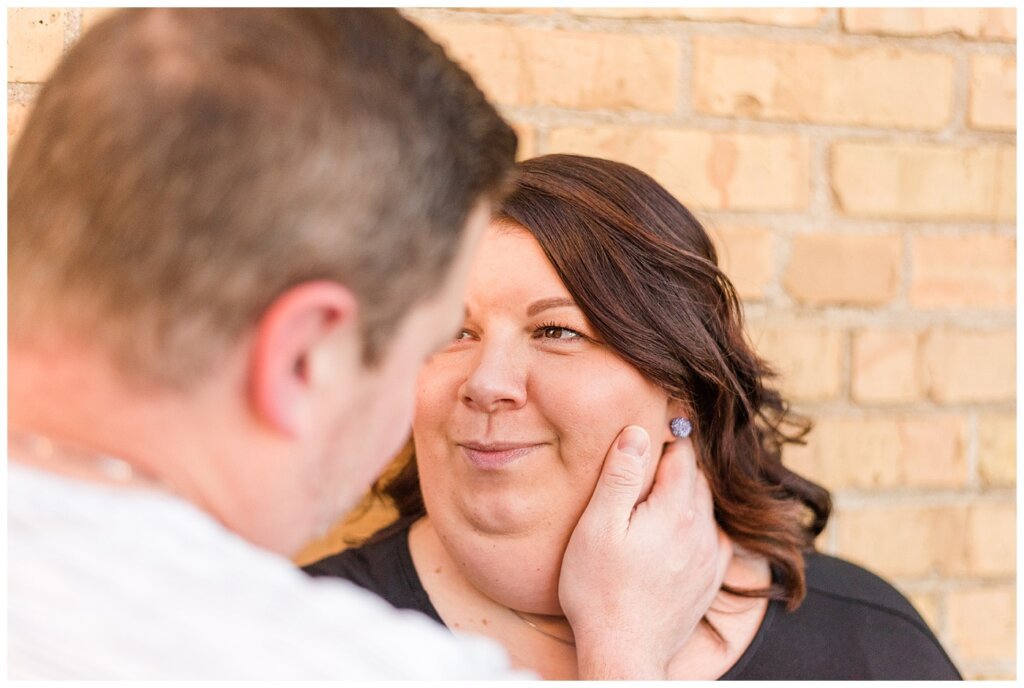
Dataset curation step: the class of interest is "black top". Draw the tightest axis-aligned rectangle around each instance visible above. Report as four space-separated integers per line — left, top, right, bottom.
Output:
304 519 961 680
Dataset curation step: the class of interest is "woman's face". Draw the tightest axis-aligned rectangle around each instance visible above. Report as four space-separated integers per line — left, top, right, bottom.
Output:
413 221 680 610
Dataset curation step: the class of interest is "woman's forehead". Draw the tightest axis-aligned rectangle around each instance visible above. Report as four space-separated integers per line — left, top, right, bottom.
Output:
461 226 583 322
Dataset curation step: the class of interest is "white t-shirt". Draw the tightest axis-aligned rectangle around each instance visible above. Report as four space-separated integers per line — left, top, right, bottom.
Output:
8 462 531 679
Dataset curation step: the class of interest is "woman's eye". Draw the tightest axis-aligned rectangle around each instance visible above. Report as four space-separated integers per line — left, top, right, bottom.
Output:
537 326 583 341
453 329 473 342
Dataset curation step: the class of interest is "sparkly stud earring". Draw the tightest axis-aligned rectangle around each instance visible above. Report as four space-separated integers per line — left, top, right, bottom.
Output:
669 417 692 439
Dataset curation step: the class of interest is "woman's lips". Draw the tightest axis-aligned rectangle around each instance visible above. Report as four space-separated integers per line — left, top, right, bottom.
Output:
459 442 543 470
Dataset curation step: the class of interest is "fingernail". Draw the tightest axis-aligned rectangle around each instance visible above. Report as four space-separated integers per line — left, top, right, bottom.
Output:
617 426 649 458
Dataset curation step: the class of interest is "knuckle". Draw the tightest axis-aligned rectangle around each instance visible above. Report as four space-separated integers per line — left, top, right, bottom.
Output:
603 462 641 493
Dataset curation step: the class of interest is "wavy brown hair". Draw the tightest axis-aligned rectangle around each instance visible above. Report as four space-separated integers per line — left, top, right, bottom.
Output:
376 153 831 613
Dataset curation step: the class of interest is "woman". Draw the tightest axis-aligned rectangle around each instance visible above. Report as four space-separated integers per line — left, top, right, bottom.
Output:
306 155 961 680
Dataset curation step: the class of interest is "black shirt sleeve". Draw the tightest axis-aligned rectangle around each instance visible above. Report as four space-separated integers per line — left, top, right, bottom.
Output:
724 553 962 680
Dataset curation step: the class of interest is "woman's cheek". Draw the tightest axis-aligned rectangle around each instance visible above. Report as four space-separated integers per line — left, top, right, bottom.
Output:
415 357 461 423
538 369 639 477
542 361 669 486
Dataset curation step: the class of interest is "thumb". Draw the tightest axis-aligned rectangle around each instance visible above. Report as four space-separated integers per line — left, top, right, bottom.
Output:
580 425 650 534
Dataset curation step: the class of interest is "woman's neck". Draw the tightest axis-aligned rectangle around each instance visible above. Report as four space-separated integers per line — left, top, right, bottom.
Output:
407 515 772 680
408 516 578 678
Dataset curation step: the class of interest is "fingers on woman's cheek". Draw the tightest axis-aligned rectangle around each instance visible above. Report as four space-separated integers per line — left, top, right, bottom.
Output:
634 449 659 502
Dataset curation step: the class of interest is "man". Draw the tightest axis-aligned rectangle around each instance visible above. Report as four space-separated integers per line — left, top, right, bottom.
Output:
8 9 727 678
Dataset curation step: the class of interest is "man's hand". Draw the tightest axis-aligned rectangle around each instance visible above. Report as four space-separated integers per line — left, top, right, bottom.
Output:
559 425 731 680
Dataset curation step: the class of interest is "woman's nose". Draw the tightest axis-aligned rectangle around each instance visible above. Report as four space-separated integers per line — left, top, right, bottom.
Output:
459 341 527 413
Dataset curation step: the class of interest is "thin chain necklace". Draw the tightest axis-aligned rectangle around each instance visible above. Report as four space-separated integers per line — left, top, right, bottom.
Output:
9 429 163 490
510 608 576 647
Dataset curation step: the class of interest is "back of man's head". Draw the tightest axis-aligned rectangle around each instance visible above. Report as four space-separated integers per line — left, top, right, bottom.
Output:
9 9 516 388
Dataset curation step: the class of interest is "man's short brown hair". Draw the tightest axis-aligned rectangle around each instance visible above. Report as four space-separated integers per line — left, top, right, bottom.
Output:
9 9 516 387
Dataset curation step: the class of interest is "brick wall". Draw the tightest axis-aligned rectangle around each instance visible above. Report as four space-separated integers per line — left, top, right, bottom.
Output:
8 8 1015 679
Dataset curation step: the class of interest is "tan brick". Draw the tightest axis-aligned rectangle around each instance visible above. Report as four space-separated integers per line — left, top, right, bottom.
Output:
550 126 809 212
921 329 1015 403
7 100 32 160
899 420 972 489
966 502 1015 577
569 8 697 19
693 38 953 131
810 514 833 553
414 21 680 113
708 225 775 300
966 668 1017 681
832 142 1016 223
906 591 941 635
570 8 826 27
851 330 922 404
909 235 1015 310
978 414 1016 487
780 441 822 487
511 122 536 160
969 55 1016 133
443 8 557 15
842 8 1016 41
947 586 1016 663
785 415 967 490
8 8 65 83
80 8 119 35
746 326 843 401
850 337 916 395
837 504 968 579
784 233 901 306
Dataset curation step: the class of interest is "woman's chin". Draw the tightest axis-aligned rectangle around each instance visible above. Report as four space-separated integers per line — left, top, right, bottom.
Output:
457 491 552 537
462 508 537 538
434 502 577 615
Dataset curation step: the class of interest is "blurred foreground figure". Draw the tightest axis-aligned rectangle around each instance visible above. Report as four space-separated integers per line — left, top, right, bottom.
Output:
7 8 519 678
8 9 729 679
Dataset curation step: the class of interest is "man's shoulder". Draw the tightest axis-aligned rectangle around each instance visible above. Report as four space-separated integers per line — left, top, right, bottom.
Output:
8 467 520 679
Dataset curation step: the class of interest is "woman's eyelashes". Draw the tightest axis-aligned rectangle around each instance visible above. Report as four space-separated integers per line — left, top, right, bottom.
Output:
447 322 590 347
533 322 587 342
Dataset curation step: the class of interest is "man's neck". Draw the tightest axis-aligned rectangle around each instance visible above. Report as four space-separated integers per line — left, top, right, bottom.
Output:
8 338 314 557
9 428 167 491
10 340 202 491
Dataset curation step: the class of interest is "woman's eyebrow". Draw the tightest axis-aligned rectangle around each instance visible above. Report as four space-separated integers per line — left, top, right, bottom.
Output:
526 297 577 317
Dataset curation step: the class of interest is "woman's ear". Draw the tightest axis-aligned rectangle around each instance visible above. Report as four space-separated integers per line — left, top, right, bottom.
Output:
664 398 693 443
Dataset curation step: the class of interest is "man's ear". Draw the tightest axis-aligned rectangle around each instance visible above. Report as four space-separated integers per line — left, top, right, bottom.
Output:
248 281 359 438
